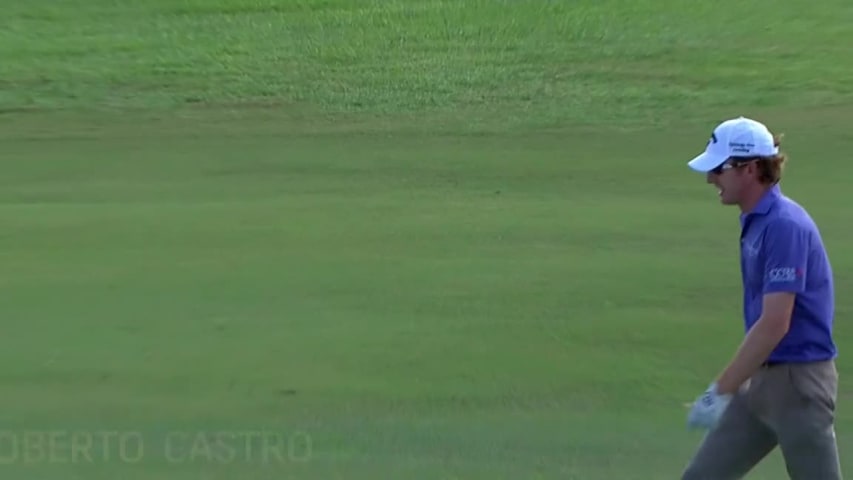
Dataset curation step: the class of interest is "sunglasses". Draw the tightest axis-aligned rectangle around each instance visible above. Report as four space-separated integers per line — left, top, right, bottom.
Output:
709 157 761 175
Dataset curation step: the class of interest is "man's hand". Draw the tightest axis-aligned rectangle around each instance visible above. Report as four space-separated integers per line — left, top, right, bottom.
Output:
687 382 733 430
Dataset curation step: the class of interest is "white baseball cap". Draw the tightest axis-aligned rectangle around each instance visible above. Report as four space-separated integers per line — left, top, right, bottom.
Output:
687 116 779 172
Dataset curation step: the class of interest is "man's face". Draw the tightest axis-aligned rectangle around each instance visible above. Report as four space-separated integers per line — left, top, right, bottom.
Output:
706 159 755 205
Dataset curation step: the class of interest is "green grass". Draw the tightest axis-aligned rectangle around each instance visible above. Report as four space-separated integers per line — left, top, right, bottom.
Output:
2 0 853 478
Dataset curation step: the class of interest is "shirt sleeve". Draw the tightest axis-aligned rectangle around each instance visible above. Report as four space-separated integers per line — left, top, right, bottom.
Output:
762 218 809 294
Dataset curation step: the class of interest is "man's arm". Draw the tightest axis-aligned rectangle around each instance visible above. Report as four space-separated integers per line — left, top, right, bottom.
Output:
714 292 795 394
715 218 809 395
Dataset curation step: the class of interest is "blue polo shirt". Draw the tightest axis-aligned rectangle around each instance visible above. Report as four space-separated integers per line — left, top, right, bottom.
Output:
740 184 837 363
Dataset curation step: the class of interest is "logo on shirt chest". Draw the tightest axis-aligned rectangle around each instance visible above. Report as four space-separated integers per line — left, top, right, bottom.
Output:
741 236 761 258
741 234 764 292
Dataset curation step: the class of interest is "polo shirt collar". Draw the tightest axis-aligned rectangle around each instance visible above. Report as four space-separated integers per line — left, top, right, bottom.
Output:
740 183 782 228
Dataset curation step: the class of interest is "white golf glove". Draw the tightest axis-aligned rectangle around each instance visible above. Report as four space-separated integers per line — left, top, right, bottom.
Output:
687 382 733 430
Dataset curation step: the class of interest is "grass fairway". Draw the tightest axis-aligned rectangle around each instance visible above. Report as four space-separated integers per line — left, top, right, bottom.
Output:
2 1 853 478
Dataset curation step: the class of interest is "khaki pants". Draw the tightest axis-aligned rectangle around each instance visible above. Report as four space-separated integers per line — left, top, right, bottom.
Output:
681 360 842 479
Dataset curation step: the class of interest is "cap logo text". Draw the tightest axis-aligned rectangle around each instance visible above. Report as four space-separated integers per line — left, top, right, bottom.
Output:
729 141 754 154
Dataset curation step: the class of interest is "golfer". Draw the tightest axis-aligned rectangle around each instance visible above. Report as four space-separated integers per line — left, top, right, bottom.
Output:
680 116 841 479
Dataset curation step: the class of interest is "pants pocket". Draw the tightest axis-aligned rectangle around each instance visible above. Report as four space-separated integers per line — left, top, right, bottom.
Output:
787 362 837 412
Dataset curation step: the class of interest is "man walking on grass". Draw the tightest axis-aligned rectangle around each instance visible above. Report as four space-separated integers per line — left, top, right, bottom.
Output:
680 116 842 479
